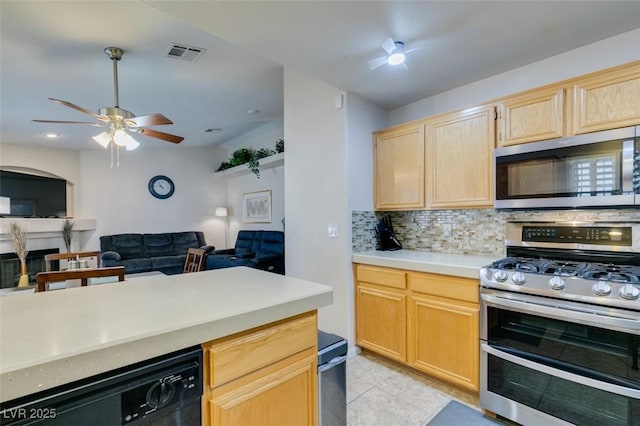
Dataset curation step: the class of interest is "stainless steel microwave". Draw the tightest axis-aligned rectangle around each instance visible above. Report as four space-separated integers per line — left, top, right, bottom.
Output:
494 126 638 209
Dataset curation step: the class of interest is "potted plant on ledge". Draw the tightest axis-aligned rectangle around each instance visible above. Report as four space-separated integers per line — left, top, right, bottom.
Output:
7 222 29 287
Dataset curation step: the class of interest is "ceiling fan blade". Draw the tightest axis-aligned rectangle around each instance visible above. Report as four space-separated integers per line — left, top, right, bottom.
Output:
401 62 409 71
32 119 105 127
126 113 173 127
381 38 397 55
137 128 184 144
368 56 388 70
48 98 107 121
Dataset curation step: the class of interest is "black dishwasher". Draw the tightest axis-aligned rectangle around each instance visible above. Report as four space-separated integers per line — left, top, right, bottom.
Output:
0 346 202 425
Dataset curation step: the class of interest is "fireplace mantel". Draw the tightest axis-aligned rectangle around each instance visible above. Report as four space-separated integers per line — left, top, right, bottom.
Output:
0 218 96 253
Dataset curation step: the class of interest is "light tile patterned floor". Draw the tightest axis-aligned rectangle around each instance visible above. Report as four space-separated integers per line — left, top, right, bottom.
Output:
347 351 483 426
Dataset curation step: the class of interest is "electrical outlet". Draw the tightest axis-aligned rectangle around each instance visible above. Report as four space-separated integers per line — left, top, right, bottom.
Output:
328 223 339 238
442 223 452 237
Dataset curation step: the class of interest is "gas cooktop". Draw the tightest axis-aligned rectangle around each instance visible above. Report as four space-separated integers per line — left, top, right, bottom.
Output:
481 222 640 311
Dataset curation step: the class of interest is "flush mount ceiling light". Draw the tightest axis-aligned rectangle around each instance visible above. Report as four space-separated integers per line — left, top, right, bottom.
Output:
368 38 422 71
45 133 59 138
386 42 406 66
33 47 184 167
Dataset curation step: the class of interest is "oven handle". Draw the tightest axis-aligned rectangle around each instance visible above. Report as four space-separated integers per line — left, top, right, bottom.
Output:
481 292 640 334
482 343 640 399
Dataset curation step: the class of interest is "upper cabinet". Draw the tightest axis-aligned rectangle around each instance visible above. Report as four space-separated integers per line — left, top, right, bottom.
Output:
497 87 565 147
373 122 426 210
571 63 640 134
426 105 495 208
496 61 640 147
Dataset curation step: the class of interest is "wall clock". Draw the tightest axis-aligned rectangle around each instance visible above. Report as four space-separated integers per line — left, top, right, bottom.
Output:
148 175 175 199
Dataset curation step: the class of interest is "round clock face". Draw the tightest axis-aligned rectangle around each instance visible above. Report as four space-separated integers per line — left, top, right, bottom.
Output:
148 175 175 199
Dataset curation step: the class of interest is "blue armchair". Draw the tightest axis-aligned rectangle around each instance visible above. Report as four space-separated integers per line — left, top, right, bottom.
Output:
205 230 284 274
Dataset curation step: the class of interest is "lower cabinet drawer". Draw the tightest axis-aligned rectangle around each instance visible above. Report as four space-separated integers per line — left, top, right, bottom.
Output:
203 311 317 389
409 272 479 303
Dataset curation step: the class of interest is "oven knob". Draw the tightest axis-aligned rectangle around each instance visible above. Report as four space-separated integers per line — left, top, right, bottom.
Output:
619 284 640 300
511 272 526 286
548 275 565 290
494 270 508 282
592 281 611 296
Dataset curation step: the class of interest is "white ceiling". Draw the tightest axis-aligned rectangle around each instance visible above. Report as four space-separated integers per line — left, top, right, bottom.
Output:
2 1 640 151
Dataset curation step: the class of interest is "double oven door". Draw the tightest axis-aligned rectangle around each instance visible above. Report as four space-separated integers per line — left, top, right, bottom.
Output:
480 289 640 426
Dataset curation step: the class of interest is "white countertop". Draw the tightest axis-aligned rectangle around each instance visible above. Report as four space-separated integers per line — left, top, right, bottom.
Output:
0 267 333 402
352 250 497 279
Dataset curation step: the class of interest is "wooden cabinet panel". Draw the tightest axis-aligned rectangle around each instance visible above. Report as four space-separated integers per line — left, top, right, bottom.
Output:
205 312 316 388
356 283 407 362
374 123 426 210
426 106 495 208
202 312 317 426
409 272 478 304
209 348 317 426
355 264 406 289
572 64 640 134
497 87 564 146
408 295 479 392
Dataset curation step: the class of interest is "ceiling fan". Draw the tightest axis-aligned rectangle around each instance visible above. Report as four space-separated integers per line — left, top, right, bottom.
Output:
33 47 184 155
368 38 421 71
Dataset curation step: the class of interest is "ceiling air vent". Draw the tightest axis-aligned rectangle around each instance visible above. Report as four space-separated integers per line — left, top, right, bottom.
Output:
165 43 205 62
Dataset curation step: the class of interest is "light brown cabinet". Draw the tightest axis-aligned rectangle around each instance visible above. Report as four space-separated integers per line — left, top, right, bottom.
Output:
497 87 565 146
407 272 479 392
354 264 479 392
202 311 318 426
426 105 495 208
571 62 640 134
355 265 407 362
496 61 640 146
373 122 426 210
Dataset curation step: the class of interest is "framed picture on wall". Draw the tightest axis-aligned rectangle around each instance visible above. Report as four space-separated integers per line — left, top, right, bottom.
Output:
242 190 272 223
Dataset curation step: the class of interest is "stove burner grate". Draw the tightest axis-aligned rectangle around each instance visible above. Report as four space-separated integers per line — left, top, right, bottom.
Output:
490 258 640 284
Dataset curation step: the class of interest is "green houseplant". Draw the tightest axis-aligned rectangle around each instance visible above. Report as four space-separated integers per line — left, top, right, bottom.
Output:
216 139 284 178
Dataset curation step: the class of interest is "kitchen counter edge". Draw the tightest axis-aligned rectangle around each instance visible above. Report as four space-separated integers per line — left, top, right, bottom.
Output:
352 250 497 279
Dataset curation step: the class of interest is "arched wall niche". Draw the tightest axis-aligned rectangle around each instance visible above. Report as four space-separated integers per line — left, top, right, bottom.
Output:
0 166 75 218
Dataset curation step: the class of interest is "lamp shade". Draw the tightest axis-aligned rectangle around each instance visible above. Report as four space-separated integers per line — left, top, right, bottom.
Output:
92 131 112 149
113 129 140 151
215 207 228 217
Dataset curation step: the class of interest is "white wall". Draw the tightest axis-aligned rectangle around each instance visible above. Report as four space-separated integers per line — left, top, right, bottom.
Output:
77 145 228 251
220 121 285 248
389 27 640 125
346 94 387 212
283 68 351 339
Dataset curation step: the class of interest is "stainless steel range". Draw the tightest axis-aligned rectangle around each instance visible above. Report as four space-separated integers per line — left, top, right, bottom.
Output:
480 222 640 426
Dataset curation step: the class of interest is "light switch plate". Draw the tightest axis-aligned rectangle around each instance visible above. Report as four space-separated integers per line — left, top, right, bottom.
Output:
328 223 339 238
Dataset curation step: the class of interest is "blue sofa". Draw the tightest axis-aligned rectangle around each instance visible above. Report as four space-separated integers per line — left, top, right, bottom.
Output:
205 230 284 275
100 232 213 275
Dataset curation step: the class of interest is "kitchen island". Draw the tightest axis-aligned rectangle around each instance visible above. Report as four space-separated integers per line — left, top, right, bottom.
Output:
0 266 333 405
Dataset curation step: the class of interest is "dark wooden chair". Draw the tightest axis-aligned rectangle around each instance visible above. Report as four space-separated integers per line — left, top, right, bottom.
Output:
184 248 206 273
35 267 125 292
44 251 101 271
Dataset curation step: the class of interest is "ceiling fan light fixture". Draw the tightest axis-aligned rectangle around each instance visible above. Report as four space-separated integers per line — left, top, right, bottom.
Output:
387 52 406 66
113 129 139 151
92 131 111 149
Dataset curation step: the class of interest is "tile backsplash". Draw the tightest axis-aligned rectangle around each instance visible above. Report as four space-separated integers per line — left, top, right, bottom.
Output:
352 208 640 257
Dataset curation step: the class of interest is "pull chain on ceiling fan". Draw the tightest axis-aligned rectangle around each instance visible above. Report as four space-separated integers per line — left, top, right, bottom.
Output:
33 47 184 167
